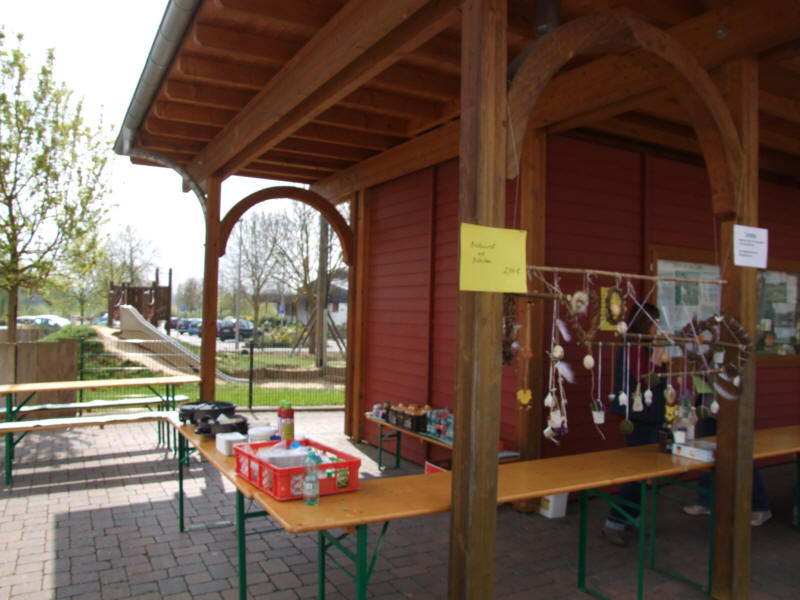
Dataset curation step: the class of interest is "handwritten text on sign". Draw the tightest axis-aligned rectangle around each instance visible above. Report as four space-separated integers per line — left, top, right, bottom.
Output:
459 223 527 293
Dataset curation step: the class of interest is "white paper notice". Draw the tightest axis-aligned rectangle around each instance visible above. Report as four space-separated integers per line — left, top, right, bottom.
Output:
733 225 768 269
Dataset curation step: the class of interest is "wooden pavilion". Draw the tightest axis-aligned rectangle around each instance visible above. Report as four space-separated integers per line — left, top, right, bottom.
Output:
115 1 800 597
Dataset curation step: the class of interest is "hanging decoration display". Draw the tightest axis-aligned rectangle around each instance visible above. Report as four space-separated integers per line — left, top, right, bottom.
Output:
520 264 752 444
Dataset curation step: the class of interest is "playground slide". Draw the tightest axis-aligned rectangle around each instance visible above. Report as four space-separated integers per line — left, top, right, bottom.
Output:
115 305 243 384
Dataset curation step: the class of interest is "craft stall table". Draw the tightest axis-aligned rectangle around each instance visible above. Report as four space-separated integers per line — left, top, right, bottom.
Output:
173 419 800 600
364 413 520 470
0 374 200 484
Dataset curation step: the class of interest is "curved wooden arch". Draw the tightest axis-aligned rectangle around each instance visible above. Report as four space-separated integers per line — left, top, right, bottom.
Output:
218 186 354 266
507 12 743 217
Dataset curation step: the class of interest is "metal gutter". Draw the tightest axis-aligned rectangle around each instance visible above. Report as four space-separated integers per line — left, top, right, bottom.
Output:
113 0 201 156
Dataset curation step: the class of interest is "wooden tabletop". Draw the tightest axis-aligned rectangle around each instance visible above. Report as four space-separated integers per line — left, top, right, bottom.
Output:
0 375 201 395
170 423 800 535
752 425 800 459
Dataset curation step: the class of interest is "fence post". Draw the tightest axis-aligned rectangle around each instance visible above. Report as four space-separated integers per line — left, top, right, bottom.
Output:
78 336 85 404
248 340 254 410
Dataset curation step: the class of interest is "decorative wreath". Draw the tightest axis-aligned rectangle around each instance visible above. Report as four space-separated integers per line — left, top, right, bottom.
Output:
680 317 718 366
604 287 626 325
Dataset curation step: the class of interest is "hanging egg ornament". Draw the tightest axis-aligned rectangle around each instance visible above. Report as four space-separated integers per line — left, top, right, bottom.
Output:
551 345 565 361
644 388 653 406
617 391 628 407
582 353 595 370
570 290 589 314
620 419 634 435
549 410 563 429
710 399 720 415
617 321 628 335
733 375 741 388
544 393 555 408
665 384 677 404
632 391 644 412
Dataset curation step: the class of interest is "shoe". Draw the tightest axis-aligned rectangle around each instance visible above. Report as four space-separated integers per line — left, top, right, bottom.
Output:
750 510 772 527
601 526 628 547
682 504 711 516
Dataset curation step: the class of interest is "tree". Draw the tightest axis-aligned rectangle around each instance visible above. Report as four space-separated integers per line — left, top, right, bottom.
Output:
234 211 281 334
175 277 203 315
106 225 157 286
0 31 109 341
273 203 344 349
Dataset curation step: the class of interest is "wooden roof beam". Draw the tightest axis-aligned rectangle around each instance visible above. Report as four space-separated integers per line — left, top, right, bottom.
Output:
311 119 459 202
192 23 302 64
186 0 438 184
213 0 337 34
177 55 276 89
164 80 255 111
527 0 800 132
210 0 459 183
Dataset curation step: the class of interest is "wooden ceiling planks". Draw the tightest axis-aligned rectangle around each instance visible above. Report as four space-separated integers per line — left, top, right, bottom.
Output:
126 0 800 194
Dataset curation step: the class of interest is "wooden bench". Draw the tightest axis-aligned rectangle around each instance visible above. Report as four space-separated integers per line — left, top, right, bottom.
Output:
0 394 190 416
1 375 200 485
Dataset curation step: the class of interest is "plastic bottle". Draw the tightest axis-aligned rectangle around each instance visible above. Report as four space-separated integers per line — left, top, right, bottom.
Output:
303 449 319 506
277 400 294 441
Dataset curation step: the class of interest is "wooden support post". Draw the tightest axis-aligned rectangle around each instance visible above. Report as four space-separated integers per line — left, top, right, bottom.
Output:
712 56 758 600
346 191 369 439
514 126 546 512
200 175 222 403
449 1 506 598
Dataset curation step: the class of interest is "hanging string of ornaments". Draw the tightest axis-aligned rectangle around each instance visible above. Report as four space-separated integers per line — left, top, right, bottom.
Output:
516 265 752 445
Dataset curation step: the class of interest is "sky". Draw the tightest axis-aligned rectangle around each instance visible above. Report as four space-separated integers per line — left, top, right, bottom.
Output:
4 0 294 285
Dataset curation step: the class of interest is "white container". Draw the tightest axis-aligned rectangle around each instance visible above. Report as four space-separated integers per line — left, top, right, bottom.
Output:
216 432 247 456
539 493 568 519
248 426 277 443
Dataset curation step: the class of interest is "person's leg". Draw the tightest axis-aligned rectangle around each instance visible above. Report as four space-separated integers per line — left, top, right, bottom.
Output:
684 417 715 516
750 465 772 526
602 424 658 545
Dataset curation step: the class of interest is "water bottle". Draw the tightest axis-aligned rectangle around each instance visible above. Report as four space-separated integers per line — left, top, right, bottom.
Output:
303 449 319 506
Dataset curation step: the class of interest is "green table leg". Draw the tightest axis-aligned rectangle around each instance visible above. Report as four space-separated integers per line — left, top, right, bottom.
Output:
795 452 799 532
636 480 646 600
237 490 246 600
5 392 12 485
577 490 588 591
318 530 326 599
178 433 186 532
356 524 368 600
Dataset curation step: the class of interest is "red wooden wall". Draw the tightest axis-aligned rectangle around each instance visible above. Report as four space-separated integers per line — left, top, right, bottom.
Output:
362 135 800 463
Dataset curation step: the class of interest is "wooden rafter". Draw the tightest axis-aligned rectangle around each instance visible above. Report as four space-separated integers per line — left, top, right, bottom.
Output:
185 0 436 183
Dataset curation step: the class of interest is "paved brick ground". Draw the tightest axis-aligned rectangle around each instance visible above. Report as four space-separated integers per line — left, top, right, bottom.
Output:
0 410 797 599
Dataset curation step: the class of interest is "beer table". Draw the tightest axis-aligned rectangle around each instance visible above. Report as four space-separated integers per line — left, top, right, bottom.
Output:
0 375 199 484
171 422 800 600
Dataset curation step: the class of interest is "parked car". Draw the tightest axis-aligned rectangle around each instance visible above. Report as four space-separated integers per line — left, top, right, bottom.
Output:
91 313 108 325
17 314 69 335
177 318 192 334
186 318 202 336
217 318 255 340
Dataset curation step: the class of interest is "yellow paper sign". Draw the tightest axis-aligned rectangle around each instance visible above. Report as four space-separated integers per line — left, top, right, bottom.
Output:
458 223 527 293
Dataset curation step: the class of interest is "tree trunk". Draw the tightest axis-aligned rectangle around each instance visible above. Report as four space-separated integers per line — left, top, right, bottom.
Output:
7 283 18 344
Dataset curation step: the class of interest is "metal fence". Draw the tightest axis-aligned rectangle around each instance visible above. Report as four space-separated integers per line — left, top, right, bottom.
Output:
78 333 345 407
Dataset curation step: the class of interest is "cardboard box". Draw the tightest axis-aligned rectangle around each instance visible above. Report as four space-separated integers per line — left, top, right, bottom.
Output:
672 440 716 463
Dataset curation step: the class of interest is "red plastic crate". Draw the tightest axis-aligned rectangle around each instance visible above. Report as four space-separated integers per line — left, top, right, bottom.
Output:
234 439 360 501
